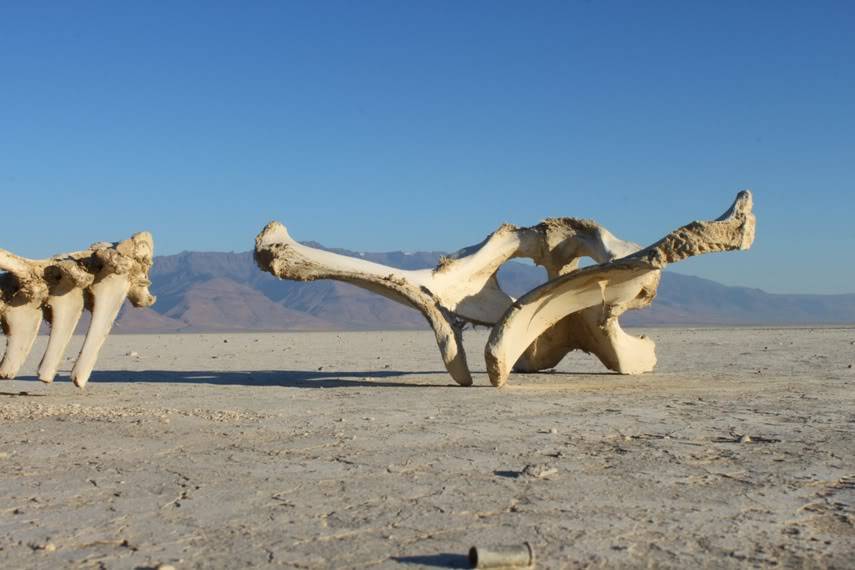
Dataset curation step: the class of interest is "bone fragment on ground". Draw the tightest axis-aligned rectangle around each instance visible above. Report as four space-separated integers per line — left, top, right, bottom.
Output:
255 213 645 385
0 232 156 386
485 191 756 387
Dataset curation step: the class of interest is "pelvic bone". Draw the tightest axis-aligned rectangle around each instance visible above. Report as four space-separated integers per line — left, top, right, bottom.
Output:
255 191 755 386
0 232 156 387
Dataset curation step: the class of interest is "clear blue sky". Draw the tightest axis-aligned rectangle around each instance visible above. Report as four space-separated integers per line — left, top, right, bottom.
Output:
1 1 853 293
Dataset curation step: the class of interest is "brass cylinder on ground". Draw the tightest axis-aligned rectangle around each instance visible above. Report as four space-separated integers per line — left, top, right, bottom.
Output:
468 542 534 568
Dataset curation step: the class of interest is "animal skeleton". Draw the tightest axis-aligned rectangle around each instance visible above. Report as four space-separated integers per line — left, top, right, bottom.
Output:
256 192 754 386
0 233 155 387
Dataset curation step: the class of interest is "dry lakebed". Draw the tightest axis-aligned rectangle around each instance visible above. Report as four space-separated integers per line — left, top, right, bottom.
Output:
1 327 854 569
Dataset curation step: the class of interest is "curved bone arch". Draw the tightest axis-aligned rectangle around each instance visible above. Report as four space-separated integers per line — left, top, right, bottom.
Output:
257 192 754 386
486 191 755 386
0 233 156 388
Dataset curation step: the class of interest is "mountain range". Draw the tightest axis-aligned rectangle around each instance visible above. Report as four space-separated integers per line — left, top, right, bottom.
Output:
108 247 855 333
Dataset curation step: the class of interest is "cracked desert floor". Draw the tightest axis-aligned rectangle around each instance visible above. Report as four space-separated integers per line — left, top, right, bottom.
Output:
1 327 854 569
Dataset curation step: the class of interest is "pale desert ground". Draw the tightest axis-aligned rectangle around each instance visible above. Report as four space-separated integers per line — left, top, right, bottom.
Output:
1 327 853 569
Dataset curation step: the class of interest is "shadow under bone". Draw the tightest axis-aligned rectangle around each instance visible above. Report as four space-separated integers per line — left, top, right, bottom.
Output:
13 368 469 389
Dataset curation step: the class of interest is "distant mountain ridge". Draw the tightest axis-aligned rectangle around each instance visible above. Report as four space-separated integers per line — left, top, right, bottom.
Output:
109 247 855 333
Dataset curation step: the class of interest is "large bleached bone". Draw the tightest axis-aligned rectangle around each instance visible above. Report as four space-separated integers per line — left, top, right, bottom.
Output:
255 215 643 385
0 233 156 387
485 191 756 387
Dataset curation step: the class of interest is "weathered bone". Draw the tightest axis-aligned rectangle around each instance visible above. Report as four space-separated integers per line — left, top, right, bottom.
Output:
485 191 755 387
255 215 643 385
0 233 156 387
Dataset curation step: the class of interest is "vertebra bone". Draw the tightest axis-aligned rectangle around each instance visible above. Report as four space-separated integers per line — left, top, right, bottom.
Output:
0 233 156 387
485 191 755 387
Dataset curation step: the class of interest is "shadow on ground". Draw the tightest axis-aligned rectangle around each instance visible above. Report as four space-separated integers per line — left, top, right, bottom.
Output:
393 553 471 568
14 369 473 389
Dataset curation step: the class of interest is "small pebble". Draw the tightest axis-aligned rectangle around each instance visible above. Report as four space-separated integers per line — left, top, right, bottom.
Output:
156 565 176 570
42 543 56 553
740 435 753 443
520 464 559 479
223 339 228 343
126 351 140 358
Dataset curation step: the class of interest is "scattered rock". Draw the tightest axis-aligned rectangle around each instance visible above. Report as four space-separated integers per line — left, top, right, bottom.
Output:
740 435 753 444
223 339 229 343
317 366 324 371
520 464 559 479
126 351 140 358
29 542 57 552
538 428 558 434
156 565 176 570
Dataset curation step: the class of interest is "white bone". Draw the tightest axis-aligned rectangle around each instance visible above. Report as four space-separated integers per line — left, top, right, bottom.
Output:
38 287 85 382
255 216 643 385
0 232 155 387
70 273 131 388
485 191 755 387
0 303 43 379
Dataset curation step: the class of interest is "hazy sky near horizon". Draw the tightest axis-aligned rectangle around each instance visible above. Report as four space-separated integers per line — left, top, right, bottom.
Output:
1 1 853 294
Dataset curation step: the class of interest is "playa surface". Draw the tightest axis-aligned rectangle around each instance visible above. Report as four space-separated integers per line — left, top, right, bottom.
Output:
1 328 854 569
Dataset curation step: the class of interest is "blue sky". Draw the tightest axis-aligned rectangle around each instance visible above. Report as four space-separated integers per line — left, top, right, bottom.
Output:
1 1 853 293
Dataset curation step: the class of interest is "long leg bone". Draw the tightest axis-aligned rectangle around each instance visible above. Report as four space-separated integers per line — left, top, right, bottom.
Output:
255 216 641 385
485 191 755 387
0 232 156 386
